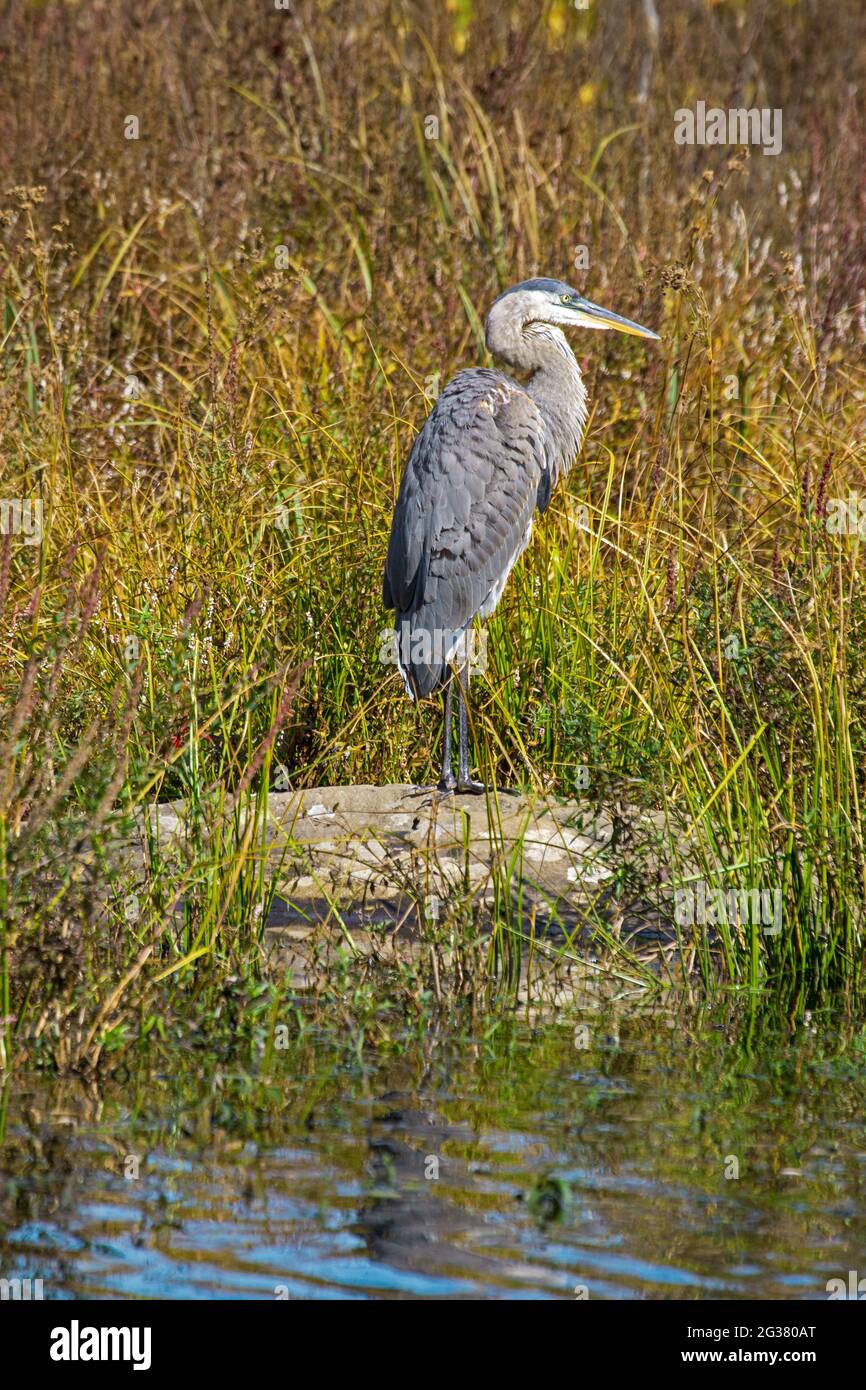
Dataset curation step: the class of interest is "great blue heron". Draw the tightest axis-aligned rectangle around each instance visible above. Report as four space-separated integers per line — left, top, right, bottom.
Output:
383 277 659 793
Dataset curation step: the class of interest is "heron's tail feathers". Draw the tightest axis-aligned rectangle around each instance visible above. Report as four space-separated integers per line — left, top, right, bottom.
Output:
393 614 469 699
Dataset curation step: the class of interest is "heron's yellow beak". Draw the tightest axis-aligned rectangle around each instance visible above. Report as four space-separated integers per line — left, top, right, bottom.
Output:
571 296 660 340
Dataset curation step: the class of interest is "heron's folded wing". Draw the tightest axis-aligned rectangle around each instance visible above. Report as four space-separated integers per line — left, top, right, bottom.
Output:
384 369 553 633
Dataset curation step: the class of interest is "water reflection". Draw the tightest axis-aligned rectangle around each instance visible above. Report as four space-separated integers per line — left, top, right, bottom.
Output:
1 1003 865 1299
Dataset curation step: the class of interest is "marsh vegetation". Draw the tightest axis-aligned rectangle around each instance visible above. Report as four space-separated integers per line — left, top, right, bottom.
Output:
1 0 865 1079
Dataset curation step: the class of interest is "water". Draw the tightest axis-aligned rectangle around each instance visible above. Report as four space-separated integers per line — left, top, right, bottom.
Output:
2 1001 866 1299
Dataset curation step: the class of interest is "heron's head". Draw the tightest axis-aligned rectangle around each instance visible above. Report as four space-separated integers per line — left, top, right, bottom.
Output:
487 277 659 360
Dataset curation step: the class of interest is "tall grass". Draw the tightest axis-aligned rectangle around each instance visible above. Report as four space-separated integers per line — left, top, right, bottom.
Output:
1 0 865 1065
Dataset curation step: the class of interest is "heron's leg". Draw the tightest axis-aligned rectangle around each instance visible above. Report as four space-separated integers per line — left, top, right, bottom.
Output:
456 663 486 794
436 674 456 793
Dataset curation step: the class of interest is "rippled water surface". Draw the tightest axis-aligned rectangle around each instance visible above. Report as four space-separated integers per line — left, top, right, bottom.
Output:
3 1004 866 1299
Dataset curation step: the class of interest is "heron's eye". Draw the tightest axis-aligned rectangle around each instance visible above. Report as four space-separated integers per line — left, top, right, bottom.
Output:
560 294 572 304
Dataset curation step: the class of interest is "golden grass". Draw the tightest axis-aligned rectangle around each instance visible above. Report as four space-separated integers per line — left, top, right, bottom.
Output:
1 0 866 1064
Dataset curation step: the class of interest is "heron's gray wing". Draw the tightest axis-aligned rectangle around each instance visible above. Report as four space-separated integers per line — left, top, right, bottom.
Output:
383 368 554 696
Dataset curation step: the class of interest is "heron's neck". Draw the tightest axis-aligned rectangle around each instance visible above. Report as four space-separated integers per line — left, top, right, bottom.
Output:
527 327 587 465
488 319 587 477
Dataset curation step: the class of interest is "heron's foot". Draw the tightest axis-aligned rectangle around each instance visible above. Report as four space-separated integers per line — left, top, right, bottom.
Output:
455 776 488 795
406 777 456 807
407 778 518 805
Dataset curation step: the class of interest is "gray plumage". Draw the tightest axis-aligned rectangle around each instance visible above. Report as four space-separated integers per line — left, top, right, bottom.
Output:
382 277 658 792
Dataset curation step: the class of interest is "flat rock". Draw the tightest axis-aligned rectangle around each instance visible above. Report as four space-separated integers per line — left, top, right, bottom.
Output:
123 784 688 990
142 783 621 913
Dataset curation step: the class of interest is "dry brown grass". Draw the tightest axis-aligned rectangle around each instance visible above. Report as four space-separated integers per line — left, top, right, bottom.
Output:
1 1 866 1060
